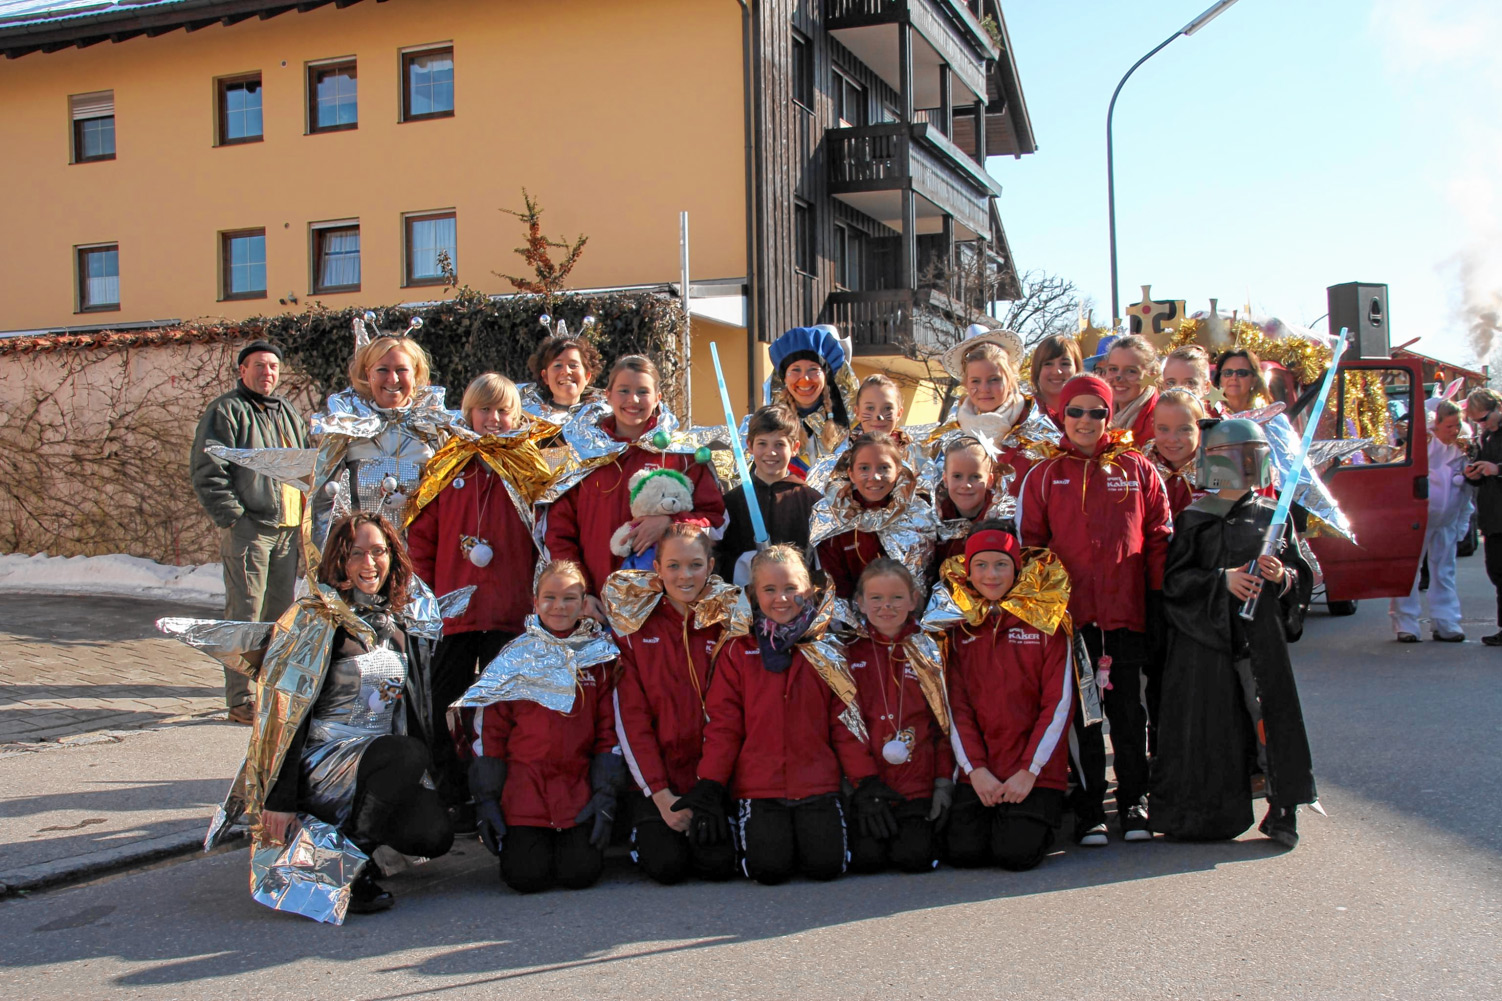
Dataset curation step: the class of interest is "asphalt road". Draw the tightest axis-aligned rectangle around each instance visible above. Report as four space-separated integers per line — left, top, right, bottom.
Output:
2 563 1500 1000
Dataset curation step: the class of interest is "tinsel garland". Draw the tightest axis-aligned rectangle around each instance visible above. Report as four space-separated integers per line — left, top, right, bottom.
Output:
1342 369 1392 453
1168 317 1333 386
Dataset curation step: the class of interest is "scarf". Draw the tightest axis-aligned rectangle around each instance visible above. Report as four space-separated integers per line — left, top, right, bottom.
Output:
956 394 1028 440
1110 387 1154 432
754 599 819 674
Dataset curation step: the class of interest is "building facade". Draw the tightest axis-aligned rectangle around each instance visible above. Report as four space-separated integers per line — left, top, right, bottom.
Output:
0 0 1033 419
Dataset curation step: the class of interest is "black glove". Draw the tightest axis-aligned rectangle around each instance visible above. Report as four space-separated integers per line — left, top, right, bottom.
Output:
926 777 955 832
672 778 730 846
468 757 508 856
575 752 626 851
852 775 902 841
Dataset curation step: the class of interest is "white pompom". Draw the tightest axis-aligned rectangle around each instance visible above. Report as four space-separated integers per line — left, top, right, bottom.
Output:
1453 473 1465 486
323 482 340 497
380 475 399 494
452 477 465 490
467 541 494 567
881 739 911 765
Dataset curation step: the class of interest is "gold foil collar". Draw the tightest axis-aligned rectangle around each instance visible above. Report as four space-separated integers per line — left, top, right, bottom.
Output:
402 428 555 528
602 571 743 635
921 549 1072 637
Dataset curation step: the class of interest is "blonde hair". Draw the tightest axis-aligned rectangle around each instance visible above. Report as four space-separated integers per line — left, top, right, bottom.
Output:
962 342 1019 401
1107 334 1161 382
349 336 432 402
857 373 902 405
1155 387 1206 422
534 559 587 596
749 544 812 591
461 373 522 425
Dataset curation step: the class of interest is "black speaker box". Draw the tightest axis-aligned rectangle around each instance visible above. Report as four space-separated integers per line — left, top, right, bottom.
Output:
1327 282 1389 359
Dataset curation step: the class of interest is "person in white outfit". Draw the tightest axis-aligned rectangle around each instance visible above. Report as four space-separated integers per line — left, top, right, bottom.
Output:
1392 399 1472 642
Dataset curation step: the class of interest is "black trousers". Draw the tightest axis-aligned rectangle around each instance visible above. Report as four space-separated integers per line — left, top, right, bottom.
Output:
346 735 454 860
500 824 603 894
1076 625 1150 823
1485 533 1502 626
946 783 1063 871
629 795 737 885
846 795 936 874
733 794 847 885
429 630 512 806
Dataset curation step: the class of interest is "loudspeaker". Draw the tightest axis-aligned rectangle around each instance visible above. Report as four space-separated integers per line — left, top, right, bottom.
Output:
1327 282 1389 359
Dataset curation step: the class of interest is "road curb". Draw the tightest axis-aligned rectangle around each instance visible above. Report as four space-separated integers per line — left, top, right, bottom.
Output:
0 824 246 899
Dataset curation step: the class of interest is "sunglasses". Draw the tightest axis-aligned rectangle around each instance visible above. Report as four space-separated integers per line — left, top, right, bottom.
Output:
1065 406 1110 420
1220 367 1254 378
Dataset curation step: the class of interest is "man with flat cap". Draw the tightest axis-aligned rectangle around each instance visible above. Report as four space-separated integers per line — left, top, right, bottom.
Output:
190 340 310 723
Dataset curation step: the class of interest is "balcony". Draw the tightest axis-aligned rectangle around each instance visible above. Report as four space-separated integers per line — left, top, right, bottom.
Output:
823 286 991 358
828 121 1000 239
826 0 996 107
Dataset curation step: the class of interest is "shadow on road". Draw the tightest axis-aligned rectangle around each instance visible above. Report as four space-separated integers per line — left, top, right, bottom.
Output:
0 594 221 645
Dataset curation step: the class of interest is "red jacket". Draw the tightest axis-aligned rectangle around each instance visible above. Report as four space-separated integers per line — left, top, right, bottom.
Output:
844 628 954 800
1117 389 1159 446
1017 440 1173 632
408 457 536 635
474 658 617 829
543 414 727 593
1155 461 1199 519
932 491 997 575
816 526 884 600
698 634 877 800
613 599 719 798
945 611 1073 792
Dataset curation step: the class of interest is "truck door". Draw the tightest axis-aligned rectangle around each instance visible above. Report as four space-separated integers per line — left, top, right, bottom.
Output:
1307 356 1429 601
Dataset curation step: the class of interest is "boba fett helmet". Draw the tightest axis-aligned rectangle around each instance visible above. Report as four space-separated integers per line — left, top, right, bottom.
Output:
1196 418 1273 490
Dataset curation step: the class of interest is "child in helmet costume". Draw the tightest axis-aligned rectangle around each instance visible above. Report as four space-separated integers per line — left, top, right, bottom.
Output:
1148 419 1317 848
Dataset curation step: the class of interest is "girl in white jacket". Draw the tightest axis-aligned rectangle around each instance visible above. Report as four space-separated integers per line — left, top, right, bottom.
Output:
1391 399 1473 642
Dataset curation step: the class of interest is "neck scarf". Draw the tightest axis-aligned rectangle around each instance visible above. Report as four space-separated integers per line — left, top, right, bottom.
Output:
754 599 818 674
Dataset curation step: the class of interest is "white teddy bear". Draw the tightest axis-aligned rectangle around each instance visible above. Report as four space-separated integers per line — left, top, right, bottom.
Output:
610 467 697 570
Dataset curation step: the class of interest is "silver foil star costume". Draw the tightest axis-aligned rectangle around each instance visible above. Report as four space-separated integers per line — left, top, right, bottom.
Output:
452 614 619 716
807 466 942 594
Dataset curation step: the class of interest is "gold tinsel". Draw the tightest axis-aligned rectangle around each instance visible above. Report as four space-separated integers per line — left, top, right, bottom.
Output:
1167 317 1333 386
1341 369 1392 455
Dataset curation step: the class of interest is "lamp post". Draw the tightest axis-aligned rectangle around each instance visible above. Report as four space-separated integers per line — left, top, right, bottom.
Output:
1107 0 1241 325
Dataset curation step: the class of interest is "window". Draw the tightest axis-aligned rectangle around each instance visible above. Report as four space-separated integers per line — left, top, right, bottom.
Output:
790 33 812 110
402 46 454 121
405 212 457 285
70 91 115 163
77 244 119 311
308 60 357 133
834 225 864 290
833 69 866 127
221 229 267 300
794 201 814 276
312 223 360 293
218 74 263 145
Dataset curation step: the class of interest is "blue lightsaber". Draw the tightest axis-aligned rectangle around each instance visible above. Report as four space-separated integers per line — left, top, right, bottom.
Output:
1239 326 1350 620
710 342 768 544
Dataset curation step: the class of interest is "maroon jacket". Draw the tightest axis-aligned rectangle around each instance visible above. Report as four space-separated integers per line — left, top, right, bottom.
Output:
946 611 1073 792
408 456 536 635
1017 438 1173 633
932 490 997 575
844 626 954 800
614 599 719 798
543 413 726 593
698 634 877 800
474 657 616 829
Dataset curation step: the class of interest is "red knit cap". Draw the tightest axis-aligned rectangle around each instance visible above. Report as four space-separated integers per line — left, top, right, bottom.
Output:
964 528 1021 569
1059 374 1114 419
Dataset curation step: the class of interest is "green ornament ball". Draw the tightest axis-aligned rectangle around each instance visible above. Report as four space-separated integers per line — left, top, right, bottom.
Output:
650 430 672 450
694 446 713 465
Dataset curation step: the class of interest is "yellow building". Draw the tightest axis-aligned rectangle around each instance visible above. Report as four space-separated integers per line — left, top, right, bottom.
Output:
0 0 1034 420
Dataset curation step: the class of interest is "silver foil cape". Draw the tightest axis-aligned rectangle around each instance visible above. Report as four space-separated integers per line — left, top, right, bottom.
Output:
1247 411 1356 543
156 617 274 678
249 816 369 926
204 446 317 490
541 404 727 503
519 383 610 429
803 428 939 495
455 615 618 714
920 581 1103 727
807 469 941 591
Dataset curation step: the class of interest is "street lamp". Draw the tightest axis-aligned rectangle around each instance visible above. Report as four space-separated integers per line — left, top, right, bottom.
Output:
1107 0 1241 325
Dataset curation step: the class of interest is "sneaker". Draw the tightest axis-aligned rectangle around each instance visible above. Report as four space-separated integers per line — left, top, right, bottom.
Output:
1074 822 1108 847
347 871 395 914
1395 633 1419 644
1482 631 1502 647
226 704 254 725
1121 804 1153 841
1432 631 1466 643
1258 805 1299 849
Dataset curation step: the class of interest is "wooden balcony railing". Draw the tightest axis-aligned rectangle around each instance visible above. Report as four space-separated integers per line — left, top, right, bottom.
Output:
825 0 998 61
828 123 994 237
823 289 914 354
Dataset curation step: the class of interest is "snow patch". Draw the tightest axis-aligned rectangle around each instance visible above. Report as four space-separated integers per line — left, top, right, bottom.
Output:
0 553 224 604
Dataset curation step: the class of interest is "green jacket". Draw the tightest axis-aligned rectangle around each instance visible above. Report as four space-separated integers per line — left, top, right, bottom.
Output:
191 383 310 529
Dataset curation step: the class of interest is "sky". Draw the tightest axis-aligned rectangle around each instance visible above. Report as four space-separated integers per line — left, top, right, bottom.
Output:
988 0 1502 374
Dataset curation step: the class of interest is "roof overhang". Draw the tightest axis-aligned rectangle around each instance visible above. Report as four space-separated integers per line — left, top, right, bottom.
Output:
981 0 1036 157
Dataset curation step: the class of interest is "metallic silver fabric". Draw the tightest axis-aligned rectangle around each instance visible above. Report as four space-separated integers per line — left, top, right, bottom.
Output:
1258 412 1356 543
301 646 408 825
249 815 369 926
204 445 317 490
519 383 608 430
540 405 726 504
156 617 273 679
454 614 618 714
804 432 937 496
807 469 940 591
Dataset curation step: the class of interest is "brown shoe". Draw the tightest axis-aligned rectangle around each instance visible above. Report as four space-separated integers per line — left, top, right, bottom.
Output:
227 704 254 725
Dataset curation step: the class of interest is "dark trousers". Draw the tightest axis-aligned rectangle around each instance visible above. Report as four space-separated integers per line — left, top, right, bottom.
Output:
346 735 454 860
1069 704 1108 829
629 795 737 885
847 795 936 874
1076 625 1150 824
733 794 847 885
220 522 299 708
500 824 604 894
429 630 512 806
946 783 1063 871
1485 533 1502 625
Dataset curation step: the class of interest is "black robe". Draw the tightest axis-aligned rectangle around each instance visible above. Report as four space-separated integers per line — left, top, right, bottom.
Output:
1149 493 1317 840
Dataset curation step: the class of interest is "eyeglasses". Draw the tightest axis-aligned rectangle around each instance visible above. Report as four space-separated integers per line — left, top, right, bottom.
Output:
1220 367 1254 379
1065 406 1110 420
349 546 389 561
